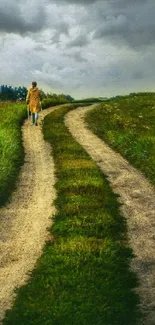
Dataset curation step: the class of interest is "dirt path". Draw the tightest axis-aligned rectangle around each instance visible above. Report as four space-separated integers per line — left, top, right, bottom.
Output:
65 105 155 325
0 106 59 322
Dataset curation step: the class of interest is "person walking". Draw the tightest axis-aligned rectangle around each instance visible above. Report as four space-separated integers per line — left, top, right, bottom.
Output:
26 81 41 126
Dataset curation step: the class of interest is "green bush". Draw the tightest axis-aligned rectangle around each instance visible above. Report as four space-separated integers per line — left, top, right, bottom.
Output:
41 95 68 109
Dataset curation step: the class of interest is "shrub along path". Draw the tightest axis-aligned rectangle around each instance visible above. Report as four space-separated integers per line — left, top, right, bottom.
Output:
0 106 60 322
65 104 155 325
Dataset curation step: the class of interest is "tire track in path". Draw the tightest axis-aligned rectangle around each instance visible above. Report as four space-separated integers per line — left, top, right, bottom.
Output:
0 106 59 323
65 105 155 325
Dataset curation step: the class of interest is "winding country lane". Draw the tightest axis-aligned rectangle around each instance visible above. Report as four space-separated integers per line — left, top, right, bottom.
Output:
0 106 59 323
1 103 155 325
65 105 155 325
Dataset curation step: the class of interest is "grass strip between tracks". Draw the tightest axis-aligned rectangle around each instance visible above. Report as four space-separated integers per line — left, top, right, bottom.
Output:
3 104 140 325
0 102 27 207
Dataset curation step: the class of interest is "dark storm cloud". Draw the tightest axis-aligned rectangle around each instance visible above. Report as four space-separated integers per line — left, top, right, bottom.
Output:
1 0 155 98
0 1 47 34
111 0 147 9
51 22 69 43
132 70 145 80
65 51 87 63
49 0 98 4
34 46 47 52
73 52 87 62
67 34 90 47
92 0 155 48
93 16 155 48
0 12 46 34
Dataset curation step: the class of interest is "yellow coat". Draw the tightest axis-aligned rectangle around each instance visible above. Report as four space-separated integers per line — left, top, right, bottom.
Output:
26 87 41 113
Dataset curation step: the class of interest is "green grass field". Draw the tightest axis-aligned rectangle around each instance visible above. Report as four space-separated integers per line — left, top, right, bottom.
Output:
86 93 155 186
0 102 26 207
3 104 140 325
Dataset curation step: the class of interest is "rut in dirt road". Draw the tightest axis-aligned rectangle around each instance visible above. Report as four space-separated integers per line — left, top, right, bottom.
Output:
0 107 58 322
65 105 155 325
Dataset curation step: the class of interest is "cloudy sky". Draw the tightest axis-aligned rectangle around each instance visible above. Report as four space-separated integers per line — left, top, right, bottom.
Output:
0 0 155 98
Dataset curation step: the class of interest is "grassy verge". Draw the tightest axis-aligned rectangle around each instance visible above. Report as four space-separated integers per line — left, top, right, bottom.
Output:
4 104 140 325
0 102 27 207
85 93 155 186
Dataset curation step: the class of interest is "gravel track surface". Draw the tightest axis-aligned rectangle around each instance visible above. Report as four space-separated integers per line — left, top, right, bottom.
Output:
0 106 58 322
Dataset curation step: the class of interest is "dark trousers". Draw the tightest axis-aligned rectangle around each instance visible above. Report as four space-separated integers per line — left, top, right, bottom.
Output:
31 113 38 124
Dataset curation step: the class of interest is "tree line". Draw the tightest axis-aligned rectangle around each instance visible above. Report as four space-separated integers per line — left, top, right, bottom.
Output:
0 85 74 103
